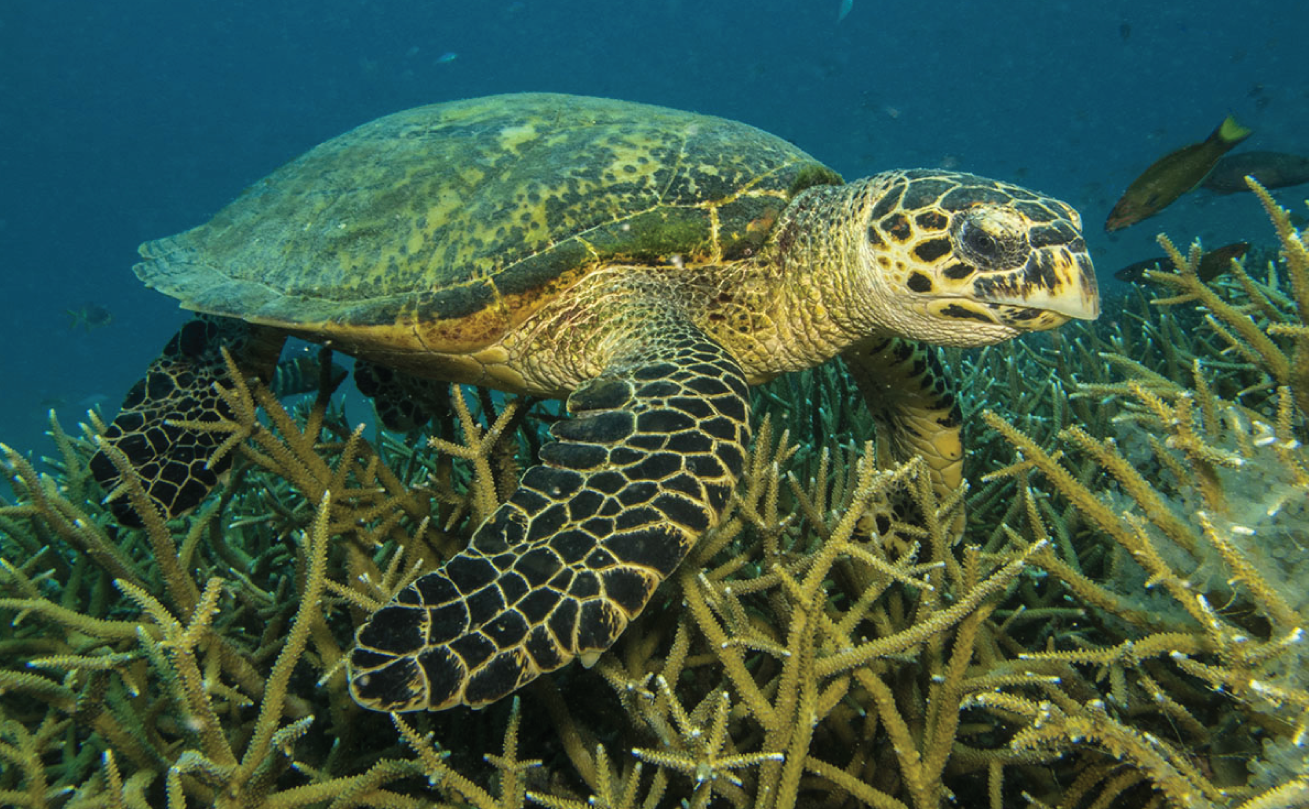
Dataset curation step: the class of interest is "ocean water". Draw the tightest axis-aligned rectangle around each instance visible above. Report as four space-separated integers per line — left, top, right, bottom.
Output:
1 0 1306 458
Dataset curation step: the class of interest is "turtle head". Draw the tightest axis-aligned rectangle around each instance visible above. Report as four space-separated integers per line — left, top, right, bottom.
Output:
856 170 1098 347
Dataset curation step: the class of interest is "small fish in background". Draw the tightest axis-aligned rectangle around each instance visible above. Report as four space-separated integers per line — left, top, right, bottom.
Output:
937 154 962 170
37 392 109 414
75 393 111 414
270 352 349 398
436 51 458 65
1119 22 1132 42
66 302 114 331
838 0 853 21
1105 116 1252 232
1248 83 1271 111
1113 241 1249 284
1201 151 1309 195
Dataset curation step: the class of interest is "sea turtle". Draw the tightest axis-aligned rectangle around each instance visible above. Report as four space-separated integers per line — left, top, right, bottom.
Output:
90 93 1098 712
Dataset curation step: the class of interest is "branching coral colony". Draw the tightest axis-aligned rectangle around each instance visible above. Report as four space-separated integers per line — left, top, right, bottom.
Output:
2 179 1307 808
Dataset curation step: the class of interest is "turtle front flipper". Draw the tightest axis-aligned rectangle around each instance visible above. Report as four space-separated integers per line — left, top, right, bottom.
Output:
842 336 965 536
90 316 286 527
349 319 750 712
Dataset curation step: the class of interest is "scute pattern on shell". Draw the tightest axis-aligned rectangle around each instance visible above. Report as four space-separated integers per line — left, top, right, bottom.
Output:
134 93 824 337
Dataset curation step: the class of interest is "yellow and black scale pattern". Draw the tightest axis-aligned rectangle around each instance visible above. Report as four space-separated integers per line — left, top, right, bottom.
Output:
854 169 1095 333
350 307 750 711
89 316 284 527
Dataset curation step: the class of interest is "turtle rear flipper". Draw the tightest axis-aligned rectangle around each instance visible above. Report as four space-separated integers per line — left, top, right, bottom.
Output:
348 315 750 712
843 336 965 536
90 316 285 527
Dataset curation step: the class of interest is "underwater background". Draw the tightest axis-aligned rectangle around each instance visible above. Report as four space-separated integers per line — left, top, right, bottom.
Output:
4 2 1309 808
2 0 1307 456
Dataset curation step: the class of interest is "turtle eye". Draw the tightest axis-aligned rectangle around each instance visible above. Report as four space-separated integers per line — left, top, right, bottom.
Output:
953 207 1027 270
961 222 998 258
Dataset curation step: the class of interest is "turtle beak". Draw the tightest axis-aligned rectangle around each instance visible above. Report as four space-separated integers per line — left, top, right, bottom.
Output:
975 244 1099 327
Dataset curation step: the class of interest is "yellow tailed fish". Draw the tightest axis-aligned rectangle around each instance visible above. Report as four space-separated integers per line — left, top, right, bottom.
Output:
1105 116 1251 232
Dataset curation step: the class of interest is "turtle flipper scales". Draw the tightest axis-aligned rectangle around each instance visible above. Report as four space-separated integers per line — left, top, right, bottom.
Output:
89 316 285 527
842 336 965 535
348 319 750 712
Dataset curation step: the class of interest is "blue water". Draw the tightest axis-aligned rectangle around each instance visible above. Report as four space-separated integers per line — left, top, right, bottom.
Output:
2 0 1306 457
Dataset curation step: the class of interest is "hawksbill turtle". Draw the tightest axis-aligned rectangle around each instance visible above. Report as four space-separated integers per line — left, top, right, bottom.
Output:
89 93 1098 712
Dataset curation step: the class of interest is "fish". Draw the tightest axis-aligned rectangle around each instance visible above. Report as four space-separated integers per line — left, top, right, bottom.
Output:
66 302 114 331
838 0 853 20
38 392 109 413
1105 116 1252 232
1113 241 1249 284
271 352 349 398
1200 151 1309 195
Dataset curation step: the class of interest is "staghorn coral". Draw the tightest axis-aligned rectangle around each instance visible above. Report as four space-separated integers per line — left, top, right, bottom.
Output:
1 182 1308 807
971 179 1309 806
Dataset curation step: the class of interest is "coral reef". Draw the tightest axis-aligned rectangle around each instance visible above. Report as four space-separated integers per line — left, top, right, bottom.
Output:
2 180 1307 807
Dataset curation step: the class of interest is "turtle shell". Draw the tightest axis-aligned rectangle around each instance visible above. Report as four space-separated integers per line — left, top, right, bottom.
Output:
136 93 839 353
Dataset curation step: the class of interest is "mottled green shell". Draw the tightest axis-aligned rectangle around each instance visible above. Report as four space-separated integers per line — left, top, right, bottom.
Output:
137 93 838 343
